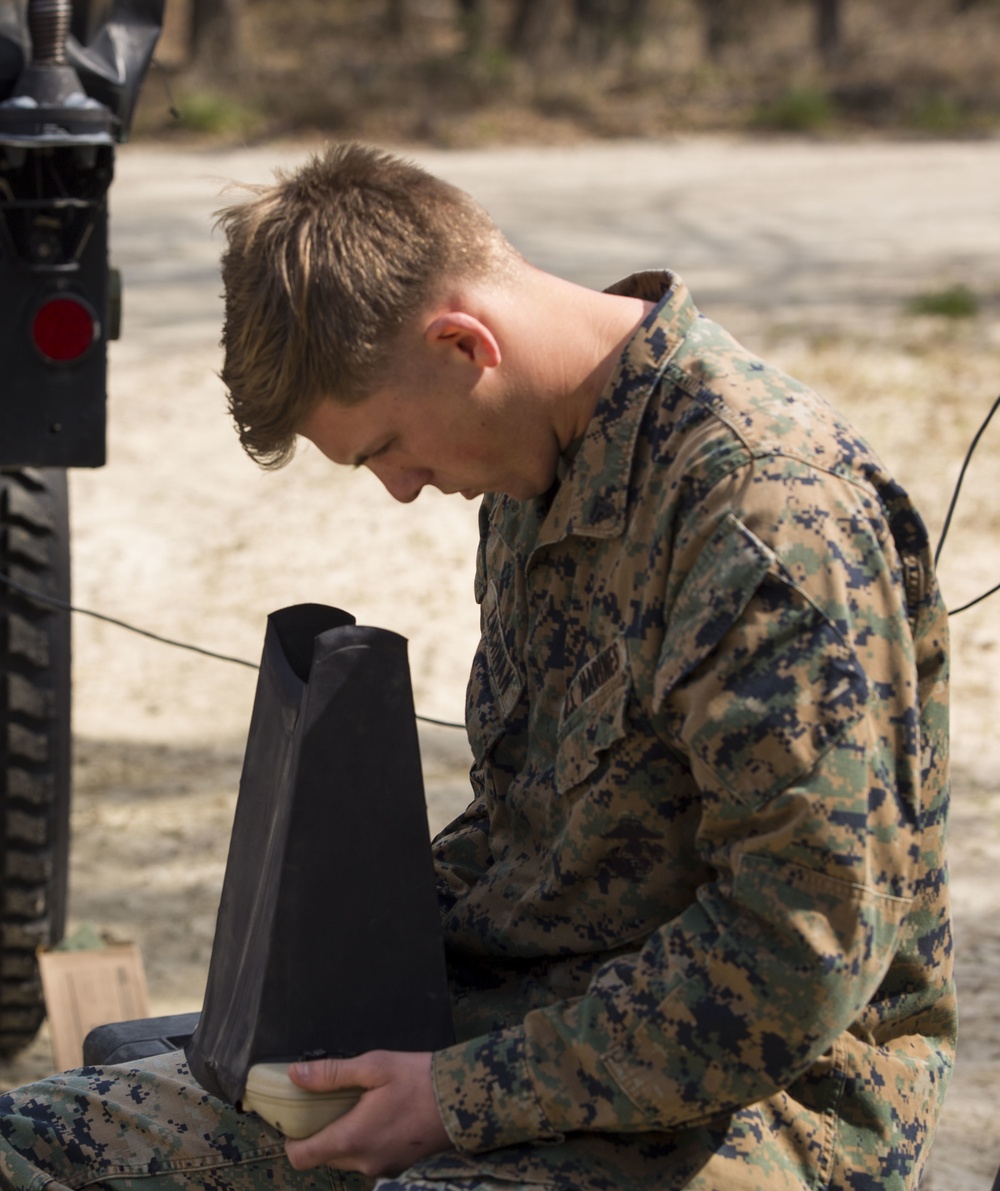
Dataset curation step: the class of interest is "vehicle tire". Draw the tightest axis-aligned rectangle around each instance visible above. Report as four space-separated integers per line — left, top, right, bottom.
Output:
0 467 71 1055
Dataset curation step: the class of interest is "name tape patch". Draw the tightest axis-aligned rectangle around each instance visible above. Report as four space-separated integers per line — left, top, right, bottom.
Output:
563 636 629 721
484 582 523 720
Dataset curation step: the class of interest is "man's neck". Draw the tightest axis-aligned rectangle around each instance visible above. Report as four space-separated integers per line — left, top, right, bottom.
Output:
517 268 653 450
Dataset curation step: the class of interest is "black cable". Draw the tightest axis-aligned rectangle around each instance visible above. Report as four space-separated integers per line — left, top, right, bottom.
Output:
948 580 1000 617
0 569 466 730
0 569 258 668
410 712 468 730
935 391 1000 569
152 57 182 121
932 390 1000 617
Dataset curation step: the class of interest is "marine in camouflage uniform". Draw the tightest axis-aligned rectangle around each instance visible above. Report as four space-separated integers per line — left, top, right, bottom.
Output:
0 271 953 1190
412 270 955 1189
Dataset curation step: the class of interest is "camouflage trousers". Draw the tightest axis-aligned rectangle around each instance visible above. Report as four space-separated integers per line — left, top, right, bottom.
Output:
0 1051 517 1191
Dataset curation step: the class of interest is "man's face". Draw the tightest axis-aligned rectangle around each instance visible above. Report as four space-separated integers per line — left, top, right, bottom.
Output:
298 377 557 505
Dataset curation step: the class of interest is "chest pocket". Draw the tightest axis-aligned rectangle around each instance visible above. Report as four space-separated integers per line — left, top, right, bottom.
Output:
556 636 632 795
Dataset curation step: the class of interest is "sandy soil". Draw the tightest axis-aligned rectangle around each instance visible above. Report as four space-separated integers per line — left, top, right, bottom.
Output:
1 136 998 1189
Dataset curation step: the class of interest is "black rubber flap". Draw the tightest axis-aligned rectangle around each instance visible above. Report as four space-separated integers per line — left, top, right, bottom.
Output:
185 604 454 1106
83 1012 201 1067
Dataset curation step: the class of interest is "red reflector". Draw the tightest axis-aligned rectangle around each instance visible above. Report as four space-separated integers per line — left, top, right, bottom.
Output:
32 297 97 362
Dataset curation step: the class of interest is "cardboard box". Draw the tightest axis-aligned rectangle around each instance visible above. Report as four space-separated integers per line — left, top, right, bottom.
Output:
38 943 150 1071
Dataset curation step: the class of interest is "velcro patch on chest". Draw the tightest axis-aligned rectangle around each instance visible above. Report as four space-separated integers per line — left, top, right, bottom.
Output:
563 636 630 723
483 581 523 721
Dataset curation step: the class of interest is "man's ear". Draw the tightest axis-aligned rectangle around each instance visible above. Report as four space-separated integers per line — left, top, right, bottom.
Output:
423 312 501 369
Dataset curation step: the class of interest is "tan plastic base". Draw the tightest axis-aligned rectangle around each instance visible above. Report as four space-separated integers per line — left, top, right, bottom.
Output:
240 1062 362 1139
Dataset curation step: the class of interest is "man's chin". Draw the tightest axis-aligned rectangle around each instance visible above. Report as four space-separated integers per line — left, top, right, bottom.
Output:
503 476 558 501
458 478 548 502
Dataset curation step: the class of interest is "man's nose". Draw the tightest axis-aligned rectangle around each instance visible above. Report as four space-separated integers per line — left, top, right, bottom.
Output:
369 462 427 504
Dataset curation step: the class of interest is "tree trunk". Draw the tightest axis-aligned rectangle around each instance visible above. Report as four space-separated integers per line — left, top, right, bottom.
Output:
456 0 487 54
622 0 653 47
572 0 617 62
384 0 410 39
190 0 244 71
507 0 562 57
815 0 842 65
696 0 737 62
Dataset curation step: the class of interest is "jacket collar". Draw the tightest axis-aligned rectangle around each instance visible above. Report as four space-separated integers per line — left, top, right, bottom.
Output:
529 269 698 551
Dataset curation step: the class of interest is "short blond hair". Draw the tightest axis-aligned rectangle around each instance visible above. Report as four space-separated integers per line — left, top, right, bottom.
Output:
217 142 512 467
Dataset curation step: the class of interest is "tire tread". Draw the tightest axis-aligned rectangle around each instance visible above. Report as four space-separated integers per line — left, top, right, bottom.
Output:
0 468 71 1055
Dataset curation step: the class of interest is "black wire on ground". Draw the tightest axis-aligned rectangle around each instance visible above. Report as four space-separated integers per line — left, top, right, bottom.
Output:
933 390 1000 618
945 580 1000 618
0 569 466 731
935 391 1000 570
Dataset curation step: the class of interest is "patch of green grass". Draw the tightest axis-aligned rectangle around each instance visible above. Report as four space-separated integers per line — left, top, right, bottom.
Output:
752 88 835 132
909 94 966 134
174 91 259 136
907 284 980 318
470 47 516 88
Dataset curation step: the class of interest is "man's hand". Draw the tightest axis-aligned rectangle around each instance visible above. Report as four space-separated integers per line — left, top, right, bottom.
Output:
283 1050 453 1178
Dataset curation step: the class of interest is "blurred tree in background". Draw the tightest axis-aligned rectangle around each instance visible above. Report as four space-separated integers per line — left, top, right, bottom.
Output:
815 0 842 63
189 0 245 71
144 0 1000 143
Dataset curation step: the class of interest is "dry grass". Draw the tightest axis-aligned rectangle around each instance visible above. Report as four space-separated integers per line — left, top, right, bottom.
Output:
135 0 1000 146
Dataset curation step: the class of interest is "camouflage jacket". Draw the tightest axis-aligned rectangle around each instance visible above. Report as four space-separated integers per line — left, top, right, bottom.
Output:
419 272 955 1191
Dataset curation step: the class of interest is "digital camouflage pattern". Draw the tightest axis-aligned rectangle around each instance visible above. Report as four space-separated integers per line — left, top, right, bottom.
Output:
0 1048 504 1190
0 1050 371 1189
0 272 953 1191
416 272 955 1189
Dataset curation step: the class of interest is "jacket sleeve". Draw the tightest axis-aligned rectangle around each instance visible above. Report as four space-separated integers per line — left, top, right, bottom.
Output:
432 795 494 913
431 474 939 1151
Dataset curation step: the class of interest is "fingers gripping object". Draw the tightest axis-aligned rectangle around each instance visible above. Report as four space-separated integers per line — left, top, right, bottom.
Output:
241 1064 361 1139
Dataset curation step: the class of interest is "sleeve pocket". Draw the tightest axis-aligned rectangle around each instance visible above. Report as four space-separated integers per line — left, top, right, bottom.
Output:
655 513 870 808
655 512 776 702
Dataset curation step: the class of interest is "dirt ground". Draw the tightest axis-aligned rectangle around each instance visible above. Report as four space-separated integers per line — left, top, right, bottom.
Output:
0 136 998 1189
